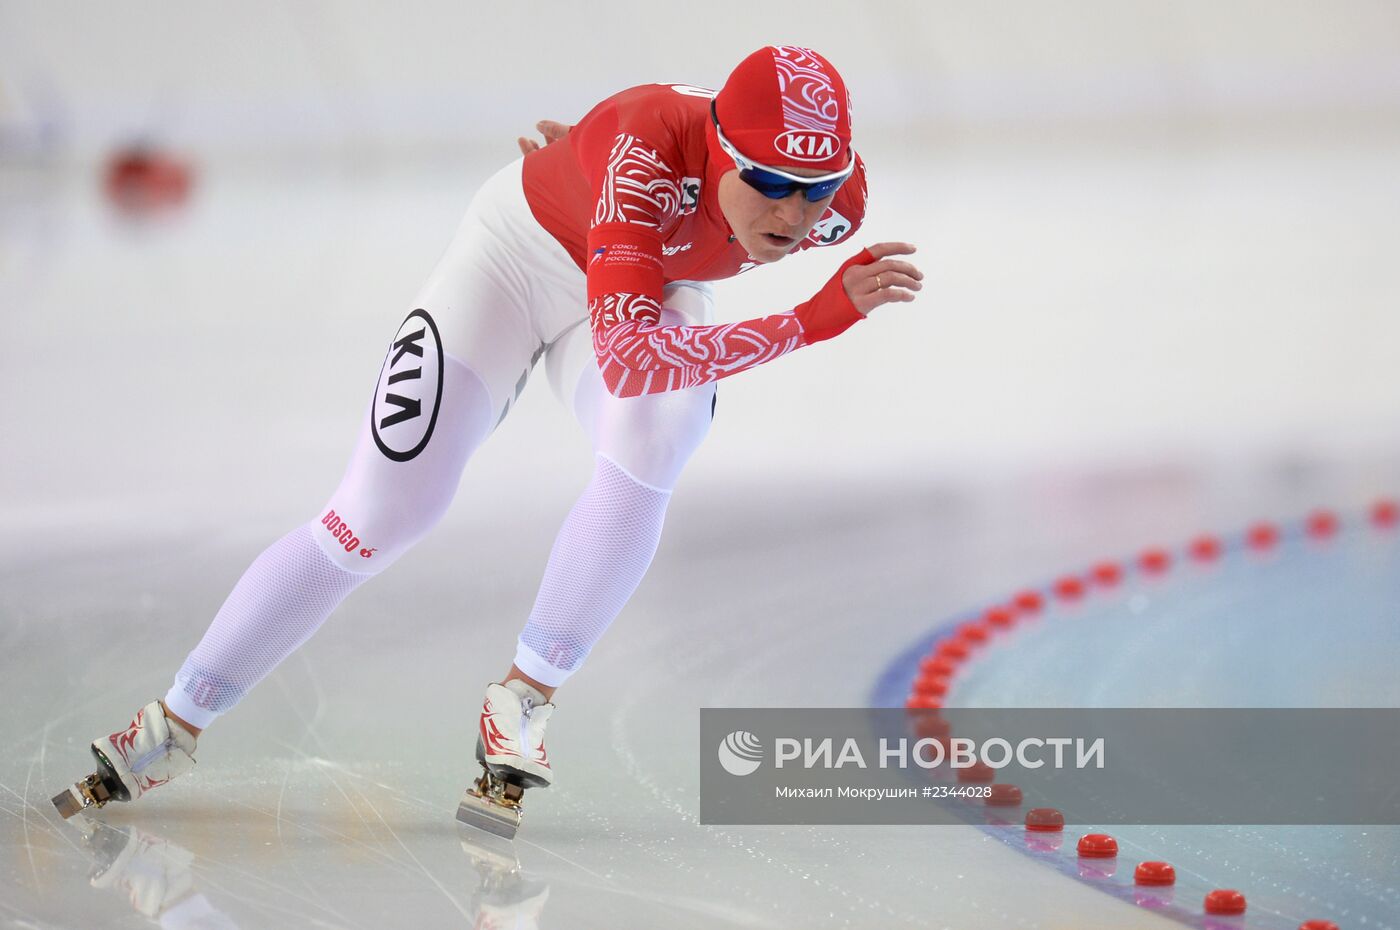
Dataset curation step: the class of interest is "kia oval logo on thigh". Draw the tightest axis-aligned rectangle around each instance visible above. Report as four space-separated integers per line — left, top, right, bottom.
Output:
371 309 444 462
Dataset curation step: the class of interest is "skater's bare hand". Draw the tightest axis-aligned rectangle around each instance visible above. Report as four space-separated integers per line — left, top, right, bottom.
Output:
843 242 923 316
517 120 571 155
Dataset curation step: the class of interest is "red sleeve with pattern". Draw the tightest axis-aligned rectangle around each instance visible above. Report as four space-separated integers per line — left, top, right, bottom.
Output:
586 133 866 398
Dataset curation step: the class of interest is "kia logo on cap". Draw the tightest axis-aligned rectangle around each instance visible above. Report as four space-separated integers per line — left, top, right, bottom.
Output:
773 130 841 163
372 308 444 462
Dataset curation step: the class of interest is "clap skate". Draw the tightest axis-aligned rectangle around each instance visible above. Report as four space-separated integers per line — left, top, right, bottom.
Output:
52 701 197 819
458 768 528 839
456 680 554 839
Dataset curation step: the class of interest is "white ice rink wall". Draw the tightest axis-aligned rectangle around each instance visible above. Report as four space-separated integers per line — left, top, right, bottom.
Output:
4 2 1400 157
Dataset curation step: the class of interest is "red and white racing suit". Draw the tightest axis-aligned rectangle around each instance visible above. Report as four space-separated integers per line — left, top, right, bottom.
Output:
523 81 868 400
164 82 873 728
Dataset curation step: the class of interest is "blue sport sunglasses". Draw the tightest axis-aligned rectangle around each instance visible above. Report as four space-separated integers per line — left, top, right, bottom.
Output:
711 99 854 203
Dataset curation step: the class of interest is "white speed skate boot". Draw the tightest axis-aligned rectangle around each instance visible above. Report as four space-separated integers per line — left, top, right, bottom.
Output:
52 701 197 818
456 680 554 839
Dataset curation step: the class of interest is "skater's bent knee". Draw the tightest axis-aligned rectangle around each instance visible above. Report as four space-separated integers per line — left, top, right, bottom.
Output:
593 386 715 490
312 505 405 572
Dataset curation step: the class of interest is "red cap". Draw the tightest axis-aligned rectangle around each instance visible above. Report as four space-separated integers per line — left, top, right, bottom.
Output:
709 46 853 173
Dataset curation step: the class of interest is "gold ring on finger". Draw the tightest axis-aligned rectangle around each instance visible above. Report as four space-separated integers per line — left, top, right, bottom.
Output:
875 274 883 290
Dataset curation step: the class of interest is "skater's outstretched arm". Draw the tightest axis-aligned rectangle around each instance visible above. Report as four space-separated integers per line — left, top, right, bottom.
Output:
581 134 922 398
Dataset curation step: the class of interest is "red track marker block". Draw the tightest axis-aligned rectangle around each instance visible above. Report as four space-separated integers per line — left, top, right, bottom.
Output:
1138 548 1171 574
984 606 1015 629
1306 510 1339 539
1247 522 1279 550
911 713 951 741
1054 575 1085 601
935 639 969 661
1189 535 1222 562
985 783 1022 807
957 621 989 645
1204 889 1247 915
919 656 957 678
957 761 995 783
1025 807 1064 832
1076 833 1118 858
1014 590 1044 613
1091 561 1122 586
1134 861 1176 886
913 677 948 697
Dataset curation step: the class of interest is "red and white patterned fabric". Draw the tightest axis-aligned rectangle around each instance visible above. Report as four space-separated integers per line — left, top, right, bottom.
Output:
712 45 852 174
97 701 197 799
521 64 870 399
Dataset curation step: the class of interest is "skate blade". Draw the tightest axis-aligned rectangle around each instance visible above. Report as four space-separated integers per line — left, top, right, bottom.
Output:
51 787 86 820
456 789 522 840
51 772 113 820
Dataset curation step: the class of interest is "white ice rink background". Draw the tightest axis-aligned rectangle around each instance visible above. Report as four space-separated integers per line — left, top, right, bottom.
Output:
3 3 1399 927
